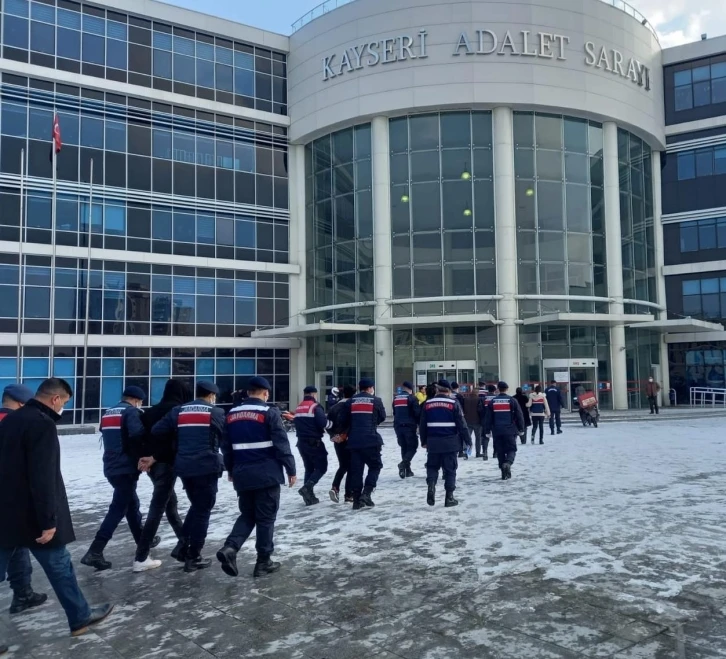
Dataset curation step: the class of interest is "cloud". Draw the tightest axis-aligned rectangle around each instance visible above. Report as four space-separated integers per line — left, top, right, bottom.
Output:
631 0 726 47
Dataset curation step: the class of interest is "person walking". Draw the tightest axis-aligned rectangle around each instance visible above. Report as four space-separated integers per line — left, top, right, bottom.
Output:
477 384 498 460
451 382 470 458
148 381 225 572
327 385 356 503
133 379 190 572
545 381 565 435
0 384 48 616
462 389 483 458
81 386 154 572
392 381 420 479
326 387 340 412
415 385 427 405
514 387 531 445
293 386 328 506
483 382 525 480
420 380 470 508
527 385 550 444
216 377 297 578
645 377 661 415
339 378 386 510
0 378 113 637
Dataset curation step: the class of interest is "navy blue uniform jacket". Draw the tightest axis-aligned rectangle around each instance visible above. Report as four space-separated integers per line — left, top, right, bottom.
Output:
293 396 328 447
545 386 565 412
339 392 386 449
100 401 145 478
419 396 470 454
483 394 525 437
392 393 420 428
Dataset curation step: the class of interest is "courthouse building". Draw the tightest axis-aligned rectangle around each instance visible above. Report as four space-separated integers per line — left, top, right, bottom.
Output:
0 0 724 418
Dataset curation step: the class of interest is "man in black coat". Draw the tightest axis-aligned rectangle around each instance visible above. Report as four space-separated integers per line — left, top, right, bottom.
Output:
545 381 566 435
0 378 113 637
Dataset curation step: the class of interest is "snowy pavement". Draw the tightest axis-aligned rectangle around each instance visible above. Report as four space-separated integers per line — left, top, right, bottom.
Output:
3 418 726 657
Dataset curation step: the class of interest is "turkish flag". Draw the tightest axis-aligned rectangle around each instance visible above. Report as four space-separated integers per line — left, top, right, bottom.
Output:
52 114 62 154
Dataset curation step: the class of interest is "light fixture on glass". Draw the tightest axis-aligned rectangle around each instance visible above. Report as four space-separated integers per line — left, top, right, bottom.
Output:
401 194 410 203
461 171 471 180
525 188 535 197
463 209 472 217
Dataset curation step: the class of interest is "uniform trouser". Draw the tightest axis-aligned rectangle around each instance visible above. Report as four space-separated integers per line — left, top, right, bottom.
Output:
180 474 218 554
648 396 659 414
394 426 418 464
4 547 31 593
298 443 328 486
549 410 562 433
493 435 518 468
531 417 545 440
135 462 184 562
332 441 352 495
95 473 142 547
469 424 483 454
426 452 458 491
225 484 280 561
349 446 383 498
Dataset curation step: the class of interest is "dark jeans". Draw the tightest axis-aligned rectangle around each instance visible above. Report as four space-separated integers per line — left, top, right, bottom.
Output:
531 417 545 440
332 441 351 495
349 446 383 497
5 547 31 593
135 462 184 562
493 435 517 468
0 546 91 630
225 484 280 561
549 410 562 433
469 424 483 454
95 473 142 547
180 474 218 554
426 451 458 491
394 426 418 464
648 396 659 414
298 443 328 486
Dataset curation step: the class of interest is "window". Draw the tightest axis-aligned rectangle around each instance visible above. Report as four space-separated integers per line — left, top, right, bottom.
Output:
677 151 695 180
682 277 726 319
680 217 726 252
673 61 726 112
677 146 726 180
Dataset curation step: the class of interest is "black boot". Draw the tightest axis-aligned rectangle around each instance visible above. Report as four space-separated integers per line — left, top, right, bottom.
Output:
69 603 115 637
171 539 188 563
457 451 465 458
298 483 319 506
360 488 375 508
352 496 364 510
253 558 281 577
445 491 458 507
398 461 407 480
427 483 436 506
557 429 562 434
482 453 488 461
9 588 48 615
502 463 512 480
405 466 415 478
81 540 111 571
216 545 238 577
539 438 544 445
184 549 211 573
500 467 506 480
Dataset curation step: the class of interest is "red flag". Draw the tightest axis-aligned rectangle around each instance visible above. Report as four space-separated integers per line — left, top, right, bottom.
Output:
52 114 62 154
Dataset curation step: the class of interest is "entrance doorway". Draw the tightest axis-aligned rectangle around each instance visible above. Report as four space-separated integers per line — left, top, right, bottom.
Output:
543 359 598 412
413 361 477 393
315 371 334 405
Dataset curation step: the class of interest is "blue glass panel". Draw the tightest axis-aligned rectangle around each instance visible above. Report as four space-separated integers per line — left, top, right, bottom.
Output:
153 49 172 78
82 33 105 65
82 14 105 36
151 358 170 375
57 197 78 231
702 278 719 294
3 16 28 51
107 39 127 69
236 358 255 375
152 293 171 321
235 299 255 324
217 358 234 375
234 68 254 96
105 120 126 151
197 215 215 244
54 357 75 378
81 116 104 148
152 275 172 294
80 202 103 232
196 136 215 167
216 140 234 169
173 133 196 164
0 264 18 285
107 21 127 40
27 195 51 229
28 107 52 140
151 377 167 404
693 65 710 82
152 31 172 50
30 20 54 54
197 278 215 295
153 129 172 159
57 27 81 59
0 359 18 377
235 219 255 248
196 59 215 89
713 63 726 79
23 358 48 378
173 295 195 322
6 0 29 18
30 2 54 22
104 272 125 290
57 9 81 30
235 280 255 298
173 276 195 294
173 35 194 55
234 51 254 70
677 152 695 181
57 111 79 144
103 290 125 319
217 280 234 296
102 378 123 408
683 280 700 295
215 64 233 92
25 265 50 285
216 46 233 65
24 287 49 317
197 358 214 375
2 104 27 137
55 267 78 287
22 379 44 396
152 210 172 239
235 143 255 172
197 42 214 61
173 53 195 84
105 206 125 235
173 213 194 242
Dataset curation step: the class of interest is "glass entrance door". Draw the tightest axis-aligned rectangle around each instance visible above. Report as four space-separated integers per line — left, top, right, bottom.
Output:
545 368 570 411
315 371 334 405
570 367 597 410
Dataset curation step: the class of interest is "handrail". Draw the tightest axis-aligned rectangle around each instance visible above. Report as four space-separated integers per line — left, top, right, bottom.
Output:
292 0 659 44
690 387 726 407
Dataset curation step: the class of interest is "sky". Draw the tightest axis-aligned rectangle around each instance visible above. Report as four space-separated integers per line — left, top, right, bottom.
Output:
164 0 725 46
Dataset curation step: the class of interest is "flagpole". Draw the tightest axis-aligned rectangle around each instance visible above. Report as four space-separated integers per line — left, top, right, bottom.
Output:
49 137 58 376
81 159 93 425
16 148 25 382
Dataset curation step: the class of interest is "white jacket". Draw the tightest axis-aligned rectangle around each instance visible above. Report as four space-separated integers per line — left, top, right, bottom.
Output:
526 392 550 417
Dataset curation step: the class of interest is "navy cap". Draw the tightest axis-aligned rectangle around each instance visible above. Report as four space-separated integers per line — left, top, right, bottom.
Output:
248 376 272 392
402 381 413 389
497 381 509 390
437 379 451 390
122 385 146 401
197 380 220 395
478 380 486 387
304 385 318 394
451 381 460 389
3 383 33 404
359 378 375 389
487 384 497 393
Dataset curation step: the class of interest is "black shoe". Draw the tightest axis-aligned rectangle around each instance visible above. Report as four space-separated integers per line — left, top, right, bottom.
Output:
483 454 488 461
9 589 48 615
81 551 111 571
352 498 364 510
502 463 512 480
171 540 187 563
216 546 238 577
463 452 469 460
0 642 7 654
475 452 481 458
70 603 114 637
253 559 281 577
150 535 161 549
445 491 458 507
406 467 414 478
539 439 544 444
649 411 654 415
427 483 436 506
458 451 465 458
398 461 407 480
184 555 212 573
531 438 535 444
360 491 375 508
298 484 319 506
557 429 562 434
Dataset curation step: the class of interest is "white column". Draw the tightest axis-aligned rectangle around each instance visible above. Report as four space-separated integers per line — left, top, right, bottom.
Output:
288 143 308 401
603 122 628 410
371 116 394 405
492 107 520 386
652 150 670 402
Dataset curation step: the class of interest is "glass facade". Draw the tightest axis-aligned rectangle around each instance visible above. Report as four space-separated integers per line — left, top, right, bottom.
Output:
1 0 287 114
514 112 606 316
